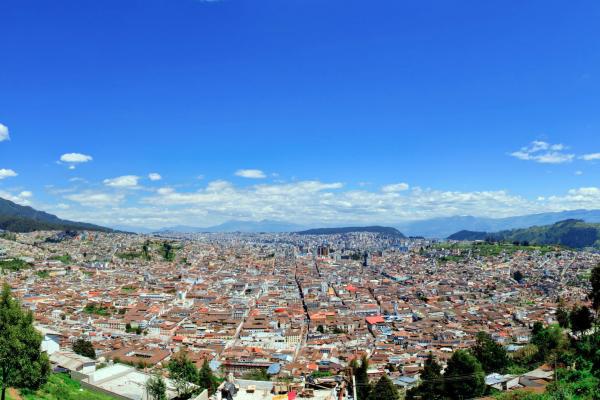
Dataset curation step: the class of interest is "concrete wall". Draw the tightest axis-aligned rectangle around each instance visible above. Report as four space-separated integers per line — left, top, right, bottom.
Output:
192 389 209 400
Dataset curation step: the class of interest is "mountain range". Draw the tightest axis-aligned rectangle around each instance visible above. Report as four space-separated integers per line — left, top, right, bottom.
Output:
154 209 600 237
3 195 600 241
0 197 112 233
396 209 600 238
158 220 305 233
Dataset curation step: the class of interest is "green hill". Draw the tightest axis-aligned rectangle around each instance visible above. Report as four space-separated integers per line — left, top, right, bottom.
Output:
448 219 600 249
0 197 112 233
447 230 488 241
14 373 118 400
297 226 405 237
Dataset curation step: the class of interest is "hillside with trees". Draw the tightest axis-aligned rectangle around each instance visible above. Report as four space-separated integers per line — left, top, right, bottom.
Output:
298 226 405 237
0 197 112 233
447 219 600 249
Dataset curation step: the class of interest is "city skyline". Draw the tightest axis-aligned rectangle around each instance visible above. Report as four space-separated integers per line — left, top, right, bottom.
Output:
1 0 600 229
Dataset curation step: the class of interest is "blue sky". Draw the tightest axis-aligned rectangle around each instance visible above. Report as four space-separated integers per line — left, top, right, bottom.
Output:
1 0 599 229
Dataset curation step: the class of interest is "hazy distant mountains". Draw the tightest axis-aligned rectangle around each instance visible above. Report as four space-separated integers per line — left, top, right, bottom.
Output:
396 209 600 238
448 219 600 249
152 210 600 238
158 220 305 233
0 197 112 233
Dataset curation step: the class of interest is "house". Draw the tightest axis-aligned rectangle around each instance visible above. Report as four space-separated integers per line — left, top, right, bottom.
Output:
81 363 184 400
50 351 96 376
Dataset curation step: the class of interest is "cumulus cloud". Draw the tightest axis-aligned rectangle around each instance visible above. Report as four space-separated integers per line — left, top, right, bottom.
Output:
381 183 409 193
0 169 17 179
235 169 266 179
103 175 140 188
148 173 162 181
580 153 600 161
64 191 125 207
139 179 542 226
0 189 32 205
510 141 574 164
0 123 9 142
45 177 600 229
60 153 93 163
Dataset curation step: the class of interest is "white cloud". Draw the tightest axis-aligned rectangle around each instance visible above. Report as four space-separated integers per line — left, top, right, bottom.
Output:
139 179 540 226
235 169 266 179
148 173 162 181
43 177 600 229
0 189 32 205
60 153 93 163
575 170 583 176
157 187 175 195
103 175 140 188
381 183 409 193
0 169 17 179
580 153 600 161
0 123 9 142
65 191 125 207
510 141 574 164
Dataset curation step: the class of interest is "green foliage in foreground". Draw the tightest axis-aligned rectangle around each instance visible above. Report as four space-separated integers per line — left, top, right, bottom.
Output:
0 284 50 400
145 373 167 400
367 375 399 400
18 373 118 400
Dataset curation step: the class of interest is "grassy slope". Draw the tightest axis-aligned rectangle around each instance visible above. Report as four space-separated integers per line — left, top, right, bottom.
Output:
15 374 118 400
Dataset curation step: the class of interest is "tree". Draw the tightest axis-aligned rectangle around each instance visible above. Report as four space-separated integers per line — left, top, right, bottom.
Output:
570 305 593 335
142 240 151 261
161 242 175 262
351 355 372 400
367 375 399 400
590 263 600 312
470 331 509 373
531 324 567 363
0 284 50 400
532 321 544 336
443 350 486 399
513 270 524 283
406 353 443 400
168 352 198 398
242 368 270 381
72 338 96 359
556 304 570 329
146 372 167 400
197 359 217 395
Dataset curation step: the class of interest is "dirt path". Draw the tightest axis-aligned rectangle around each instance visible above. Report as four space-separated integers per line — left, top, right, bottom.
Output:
8 388 23 400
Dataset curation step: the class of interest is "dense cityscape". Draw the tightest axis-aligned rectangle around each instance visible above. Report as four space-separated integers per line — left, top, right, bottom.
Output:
1 228 599 399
